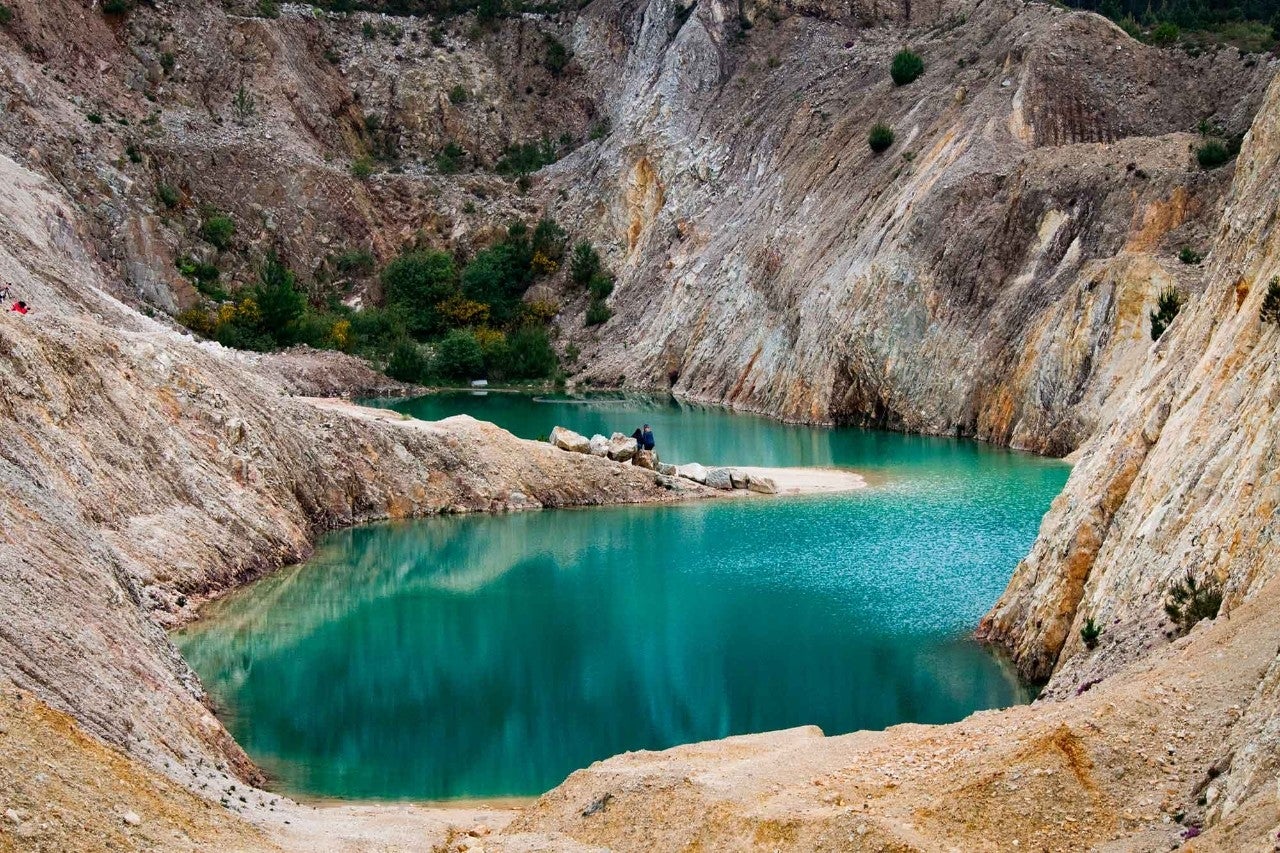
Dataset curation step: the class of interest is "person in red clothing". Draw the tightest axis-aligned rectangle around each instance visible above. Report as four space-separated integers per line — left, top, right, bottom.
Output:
10 301 29 314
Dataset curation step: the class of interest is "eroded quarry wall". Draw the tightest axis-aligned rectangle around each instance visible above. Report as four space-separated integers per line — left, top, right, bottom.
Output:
1 0 1279 849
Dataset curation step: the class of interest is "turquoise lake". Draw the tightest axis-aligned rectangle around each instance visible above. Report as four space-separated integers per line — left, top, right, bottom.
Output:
176 393 1070 801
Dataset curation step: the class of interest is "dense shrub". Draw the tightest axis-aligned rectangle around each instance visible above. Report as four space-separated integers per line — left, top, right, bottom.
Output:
352 156 374 178
890 50 924 85
0 4 14 25
532 217 567 262
386 339 427 382
448 84 468 105
200 213 235 250
570 241 601 287
102 0 132 15
588 272 614 301
585 298 611 326
335 249 376 277
157 183 180 208
1196 139 1230 169
1261 277 1280 324
1150 20 1180 42
496 137 558 175
501 324 558 379
1150 287 1183 340
1164 571 1223 634
435 141 466 174
1178 246 1203 265
433 329 485 379
381 250 458 337
543 35 569 75
868 122 895 153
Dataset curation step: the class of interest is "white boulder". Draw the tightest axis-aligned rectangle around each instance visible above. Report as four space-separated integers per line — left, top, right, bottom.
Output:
549 426 591 454
588 434 610 457
747 474 779 494
676 462 708 484
729 469 750 489
705 467 734 490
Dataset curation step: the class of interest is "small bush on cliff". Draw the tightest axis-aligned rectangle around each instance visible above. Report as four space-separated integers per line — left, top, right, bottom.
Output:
200 213 236 251
585 298 611 326
570 241 602 287
1150 287 1183 340
1164 571 1223 634
156 183 180 209
868 122 895 153
1178 246 1203 265
1196 139 1230 169
890 50 924 85
1080 617 1102 650
543 35 569 76
1261 277 1280 324
588 272 615 301
448 84 468 105
102 0 133 15
0 5 15 26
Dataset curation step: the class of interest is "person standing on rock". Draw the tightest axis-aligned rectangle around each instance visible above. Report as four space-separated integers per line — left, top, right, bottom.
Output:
640 424 655 452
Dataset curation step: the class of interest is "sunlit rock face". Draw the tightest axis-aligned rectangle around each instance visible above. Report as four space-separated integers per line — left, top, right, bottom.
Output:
548 0 1271 455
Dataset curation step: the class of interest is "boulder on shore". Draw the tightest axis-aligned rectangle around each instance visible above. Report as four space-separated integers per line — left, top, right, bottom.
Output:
705 467 734 490
550 426 591 454
657 462 677 476
747 474 779 494
676 462 708 484
588 434 610 457
608 433 638 462
633 449 658 470
730 469 750 489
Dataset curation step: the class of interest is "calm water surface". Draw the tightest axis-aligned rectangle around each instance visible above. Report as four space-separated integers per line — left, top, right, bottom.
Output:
176 393 1069 801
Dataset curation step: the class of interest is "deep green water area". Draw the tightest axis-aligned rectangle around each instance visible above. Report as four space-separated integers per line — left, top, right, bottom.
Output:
176 393 1070 801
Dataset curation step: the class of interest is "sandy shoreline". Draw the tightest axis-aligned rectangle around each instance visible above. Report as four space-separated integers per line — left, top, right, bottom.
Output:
734 465 867 495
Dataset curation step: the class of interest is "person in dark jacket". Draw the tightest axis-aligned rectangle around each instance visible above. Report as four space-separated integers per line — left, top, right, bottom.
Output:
640 424 655 451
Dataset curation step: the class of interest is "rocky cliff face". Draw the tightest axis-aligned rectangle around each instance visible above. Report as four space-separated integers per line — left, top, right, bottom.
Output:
551 0 1274 453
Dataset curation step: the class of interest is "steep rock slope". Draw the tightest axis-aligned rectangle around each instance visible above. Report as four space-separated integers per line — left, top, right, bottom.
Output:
552 0 1274 452
0 151 699 800
979 70 1280 694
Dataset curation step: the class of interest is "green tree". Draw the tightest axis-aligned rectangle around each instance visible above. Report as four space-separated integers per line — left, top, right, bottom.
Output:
382 251 458 338
433 329 485 380
502 325 558 378
386 339 427 382
253 253 306 346
890 50 924 85
461 244 530 325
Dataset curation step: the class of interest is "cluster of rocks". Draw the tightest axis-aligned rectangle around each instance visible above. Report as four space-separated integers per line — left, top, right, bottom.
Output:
548 427 778 494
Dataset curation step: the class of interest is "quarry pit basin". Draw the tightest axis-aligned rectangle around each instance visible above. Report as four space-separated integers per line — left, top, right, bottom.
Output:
174 393 1069 804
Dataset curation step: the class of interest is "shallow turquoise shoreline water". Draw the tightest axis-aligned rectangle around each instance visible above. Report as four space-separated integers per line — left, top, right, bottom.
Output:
177 394 1069 801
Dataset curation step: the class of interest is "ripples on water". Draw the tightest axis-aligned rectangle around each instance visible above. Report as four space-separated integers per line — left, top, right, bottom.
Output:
176 394 1069 800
